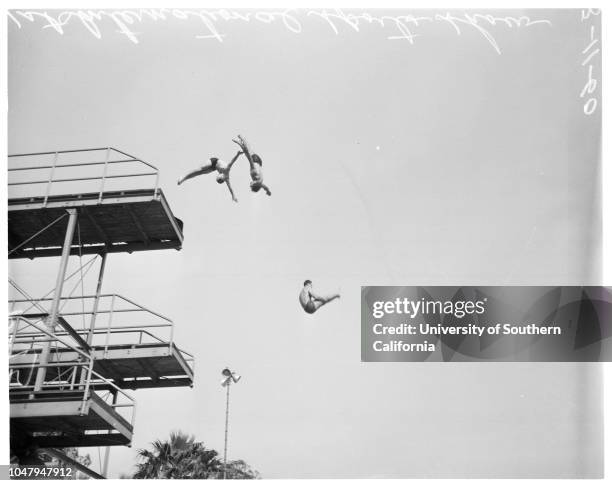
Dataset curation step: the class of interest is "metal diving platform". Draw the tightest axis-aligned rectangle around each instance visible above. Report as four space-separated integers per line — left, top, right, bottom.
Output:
10 295 195 390
9 319 135 448
10 389 134 448
8 148 183 259
8 147 194 476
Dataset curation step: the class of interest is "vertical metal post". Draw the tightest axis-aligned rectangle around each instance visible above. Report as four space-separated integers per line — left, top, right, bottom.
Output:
9 316 20 355
86 253 107 345
131 395 137 431
33 209 78 393
104 295 116 356
70 364 77 390
101 390 117 477
43 152 58 208
153 171 160 197
223 382 230 480
98 148 111 204
79 253 108 387
80 358 94 415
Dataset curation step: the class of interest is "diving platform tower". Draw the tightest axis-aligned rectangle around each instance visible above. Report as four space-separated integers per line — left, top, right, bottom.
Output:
8 148 194 476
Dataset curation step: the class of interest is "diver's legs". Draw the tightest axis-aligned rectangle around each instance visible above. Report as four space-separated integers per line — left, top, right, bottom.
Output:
177 165 213 185
312 294 340 310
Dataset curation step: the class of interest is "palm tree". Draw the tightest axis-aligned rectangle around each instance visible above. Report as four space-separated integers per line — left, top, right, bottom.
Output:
222 459 261 479
133 431 258 479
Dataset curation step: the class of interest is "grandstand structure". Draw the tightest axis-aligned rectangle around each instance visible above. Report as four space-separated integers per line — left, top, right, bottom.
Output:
8 148 194 478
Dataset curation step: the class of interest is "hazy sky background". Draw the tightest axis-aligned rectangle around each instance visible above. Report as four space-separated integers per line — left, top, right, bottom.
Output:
7 8 603 478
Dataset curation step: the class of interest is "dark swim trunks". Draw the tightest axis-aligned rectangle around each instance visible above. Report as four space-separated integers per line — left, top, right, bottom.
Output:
304 300 316 314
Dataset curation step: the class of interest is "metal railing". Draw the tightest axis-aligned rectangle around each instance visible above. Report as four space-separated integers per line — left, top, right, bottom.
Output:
9 316 136 428
7 147 160 205
9 293 194 369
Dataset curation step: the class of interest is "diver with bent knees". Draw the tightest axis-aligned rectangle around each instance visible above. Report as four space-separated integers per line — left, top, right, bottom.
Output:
299 280 340 314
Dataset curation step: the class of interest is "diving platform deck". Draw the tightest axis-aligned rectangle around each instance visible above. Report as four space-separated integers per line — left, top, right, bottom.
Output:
93 342 194 389
10 342 194 390
10 390 133 447
8 189 183 259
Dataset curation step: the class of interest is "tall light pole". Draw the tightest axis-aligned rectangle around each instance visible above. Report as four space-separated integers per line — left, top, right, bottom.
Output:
220 367 241 480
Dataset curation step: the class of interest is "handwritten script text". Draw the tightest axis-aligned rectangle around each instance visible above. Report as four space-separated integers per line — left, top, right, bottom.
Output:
7 9 552 54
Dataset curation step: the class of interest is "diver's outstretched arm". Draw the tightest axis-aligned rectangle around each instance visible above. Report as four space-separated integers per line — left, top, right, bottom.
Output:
227 151 243 171
225 179 238 203
260 182 272 196
177 165 214 185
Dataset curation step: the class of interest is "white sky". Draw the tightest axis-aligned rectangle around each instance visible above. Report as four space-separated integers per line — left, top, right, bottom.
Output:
7 8 603 478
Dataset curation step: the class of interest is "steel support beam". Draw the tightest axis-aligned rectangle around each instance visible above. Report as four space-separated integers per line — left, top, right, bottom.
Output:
41 448 105 479
124 204 150 246
22 314 90 353
79 254 107 388
82 206 112 248
33 209 78 392
101 390 118 478
87 253 107 346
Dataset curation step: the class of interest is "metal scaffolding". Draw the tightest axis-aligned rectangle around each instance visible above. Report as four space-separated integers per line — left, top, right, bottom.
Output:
8 148 193 478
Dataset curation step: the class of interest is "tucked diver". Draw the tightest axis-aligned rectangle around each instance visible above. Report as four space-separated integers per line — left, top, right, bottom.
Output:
177 150 242 202
299 280 340 314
